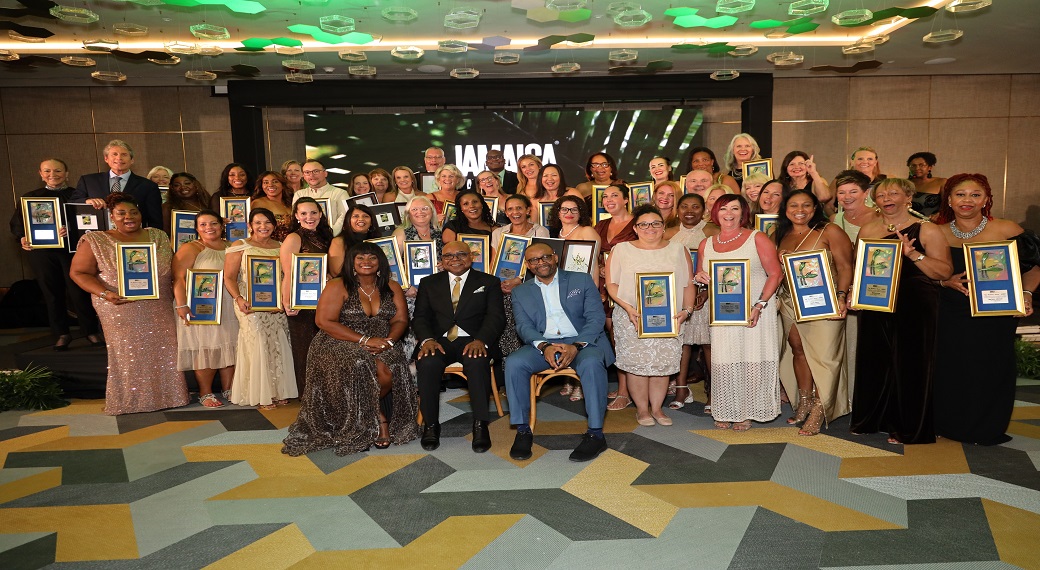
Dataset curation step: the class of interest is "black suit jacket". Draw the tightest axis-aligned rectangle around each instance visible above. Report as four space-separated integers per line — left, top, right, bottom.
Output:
412 269 506 358
72 172 163 229
500 170 519 195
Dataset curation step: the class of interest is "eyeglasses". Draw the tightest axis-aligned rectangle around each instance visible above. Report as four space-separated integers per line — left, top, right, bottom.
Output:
634 221 665 230
525 254 555 265
409 206 432 213
477 176 496 184
441 252 471 261
559 207 580 214
302 169 324 175
590 162 610 168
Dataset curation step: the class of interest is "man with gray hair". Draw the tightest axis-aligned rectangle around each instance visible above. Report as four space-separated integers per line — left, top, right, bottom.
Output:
72 139 163 228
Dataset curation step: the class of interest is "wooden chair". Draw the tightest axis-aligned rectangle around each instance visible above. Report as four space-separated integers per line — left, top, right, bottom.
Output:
417 362 504 425
529 367 582 431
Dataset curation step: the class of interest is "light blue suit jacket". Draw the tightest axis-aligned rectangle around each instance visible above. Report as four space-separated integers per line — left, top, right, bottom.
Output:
511 270 615 365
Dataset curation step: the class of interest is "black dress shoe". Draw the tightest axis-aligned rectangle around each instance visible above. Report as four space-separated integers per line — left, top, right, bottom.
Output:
420 423 441 451
53 335 71 352
86 333 106 347
472 420 491 453
569 433 607 462
509 431 534 460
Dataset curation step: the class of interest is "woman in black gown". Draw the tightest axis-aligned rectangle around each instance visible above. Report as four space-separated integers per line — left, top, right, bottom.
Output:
933 173 1039 445
850 178 953 444
282 242 418 456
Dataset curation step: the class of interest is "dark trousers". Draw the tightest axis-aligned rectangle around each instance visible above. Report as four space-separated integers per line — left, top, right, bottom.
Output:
28 250 99 338
416 337 493 423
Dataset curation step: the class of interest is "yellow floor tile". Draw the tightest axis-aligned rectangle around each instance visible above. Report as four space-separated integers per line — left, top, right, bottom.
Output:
28 400 106 416
0 467 61 504
25 421 212 452
982 499 1040 570
696 427 899 459
640 481 904 532
0 504 138 561
838 437 970 478
206 523 315 570
1010 406 1040 420
562 450 678 537
0 426 69 464
1007 421 1040 440
291 514 522 569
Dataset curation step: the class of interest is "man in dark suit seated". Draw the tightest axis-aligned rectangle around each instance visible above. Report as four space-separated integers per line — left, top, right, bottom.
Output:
71 139 163 229
506 243 614 462
413 241 506 453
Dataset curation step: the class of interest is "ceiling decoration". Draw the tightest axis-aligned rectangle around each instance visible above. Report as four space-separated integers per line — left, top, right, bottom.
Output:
0 0 1010 85
808 59 884 72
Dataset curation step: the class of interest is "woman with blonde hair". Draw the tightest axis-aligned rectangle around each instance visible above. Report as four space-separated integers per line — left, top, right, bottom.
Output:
392 166 421 203
850 147 883 185
281 160 305 193
740 172 769 206
722 133 762 188
429 164 465 222
654 181 682 238
516 154 543 197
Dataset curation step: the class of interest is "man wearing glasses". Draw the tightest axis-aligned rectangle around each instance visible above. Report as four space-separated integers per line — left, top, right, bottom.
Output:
412 241 506 453
505 243 614 462
292 159 350 235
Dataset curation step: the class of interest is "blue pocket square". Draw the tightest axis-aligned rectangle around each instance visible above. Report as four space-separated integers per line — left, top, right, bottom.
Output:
567 288 582 298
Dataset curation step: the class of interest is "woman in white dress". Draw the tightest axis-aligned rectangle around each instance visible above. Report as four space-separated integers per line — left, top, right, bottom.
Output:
172 210 238 407
695 194 783 431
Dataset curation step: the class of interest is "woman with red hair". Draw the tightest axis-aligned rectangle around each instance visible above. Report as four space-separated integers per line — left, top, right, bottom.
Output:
933 173 1039 445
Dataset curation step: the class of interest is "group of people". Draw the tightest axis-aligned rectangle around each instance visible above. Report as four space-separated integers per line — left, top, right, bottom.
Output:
11 134 1038 459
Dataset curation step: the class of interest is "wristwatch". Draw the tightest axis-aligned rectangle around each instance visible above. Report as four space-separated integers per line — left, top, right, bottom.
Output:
913 253 925 262
537 342 550 352
753 299 768 309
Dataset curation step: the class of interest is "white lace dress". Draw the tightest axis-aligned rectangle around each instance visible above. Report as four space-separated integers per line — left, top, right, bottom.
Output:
228 242 298 406
703 230 780 423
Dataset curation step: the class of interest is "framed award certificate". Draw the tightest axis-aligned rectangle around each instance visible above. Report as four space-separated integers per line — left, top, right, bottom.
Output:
246 254 281 311
220 197 250 242
628 181 654 208
562 239 599 277
367 236 408 286
482 196 499 220
347 192 377 207
850 239 902 312
688 247 700 274
458 234 490 273
755 214 779 236
963 240 1026 317
117 242 159 300
637 272 678 338
21 197 64 249
709 259 751 325
186 269 222 324
290 253 327 310
369 202 402 237
313 197 331 221
742 158 773 181
64 202 111 253
492 233 532 280
592 184 612 224
170 210 199 252
442 200 457 223
538 202 554 228
405 240 436 288
781 249 840 322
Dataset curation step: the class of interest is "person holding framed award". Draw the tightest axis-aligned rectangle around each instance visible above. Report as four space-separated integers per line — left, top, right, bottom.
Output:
11 158 103 351
391 195 445 359
491 194 550 361
282 242 418 456
280 197 334 395
721 134 762 190
653 181 682 236
223 207 297 410
208 163 254 213
694 194 783 432
774 190 854 436
442 189 499 243
428 164 465 223
688 146 740 194
70 192 189 415
933 173 1040 445
575 153 623 205
251 171 294 242
161 172 211 238
606 205 695 427
850 178 952 445
172 210 238 408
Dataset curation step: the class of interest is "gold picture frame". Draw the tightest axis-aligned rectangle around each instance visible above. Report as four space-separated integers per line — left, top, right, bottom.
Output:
849 238 903 312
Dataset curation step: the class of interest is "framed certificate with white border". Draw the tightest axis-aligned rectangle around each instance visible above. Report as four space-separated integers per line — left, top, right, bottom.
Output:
117 242 159 300
21 197 64 249
592 184 612 224
368 236 408 286
219 197 250 242
290 253 327 310
405 240 436 288
709 259 751 325
492 233 532 280
781 249 840 322
849 239 902 312
64 202 111 253
458 234 490 273
170 210 199 252
963 240 1026 317
186 268 222 324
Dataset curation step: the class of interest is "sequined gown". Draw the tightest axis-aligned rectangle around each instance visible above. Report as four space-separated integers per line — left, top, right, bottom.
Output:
83 229 189 415
229 242 298 406
282 289 419 456
850 223 938 444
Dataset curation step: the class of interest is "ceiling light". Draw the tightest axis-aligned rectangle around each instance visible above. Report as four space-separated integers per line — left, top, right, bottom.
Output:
275 45 304 55
449 67 480 79
148 56 181 65
445 8 481 29
338 50 366 62
61 56 96 66
9 31 45 43
83 39 120 52
390 46 424 61
190 24 230 40
788 0 828 17
946 0 990 12
923 29 964 42
185 70 218 81
831 9 872 26
50 6 100 23
319 16 355 34
348 65 377 76
710 69 740 80
283 59 316 70
165 41 200 55
113 23 148 37
613 8 652 27
437 40 469 53
382 6 419 23
0 49 19 62
841 41 875 55
91 70 126 82
608 49 638 64
286 72 313 83
494 52 520 64
727 44 757 56
716 0 754 15
551 62 581 73
546 0 587 9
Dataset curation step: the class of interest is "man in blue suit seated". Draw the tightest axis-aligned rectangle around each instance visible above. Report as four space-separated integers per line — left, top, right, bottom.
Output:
506 243 615 462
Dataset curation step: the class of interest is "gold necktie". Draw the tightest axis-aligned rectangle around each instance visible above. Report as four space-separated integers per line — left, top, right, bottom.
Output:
447 276 461 341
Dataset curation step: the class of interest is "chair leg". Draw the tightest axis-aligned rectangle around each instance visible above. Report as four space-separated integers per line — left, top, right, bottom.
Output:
530 374 544 431
491 368 504 418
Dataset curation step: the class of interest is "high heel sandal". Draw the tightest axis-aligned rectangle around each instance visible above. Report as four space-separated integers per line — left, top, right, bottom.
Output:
667 379 677 396
560 382 574 396
374 419 391 449
668 386 694 410
787 389 812 425
798 395 825 436
569 385 584 402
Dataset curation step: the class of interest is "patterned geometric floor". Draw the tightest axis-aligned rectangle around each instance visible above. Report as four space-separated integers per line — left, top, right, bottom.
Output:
2 378 1040 569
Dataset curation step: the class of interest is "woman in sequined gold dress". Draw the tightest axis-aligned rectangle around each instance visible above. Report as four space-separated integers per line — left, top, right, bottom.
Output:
70 192 189 415
280 197 333 395
223 207 298 409
282 242 419 456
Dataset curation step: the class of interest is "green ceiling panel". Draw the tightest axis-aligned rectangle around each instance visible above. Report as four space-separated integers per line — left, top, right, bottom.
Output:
161 0 267 15
749 19 784 29
786 21 819 34
567 32 595 43
558 8 591 22
271 37 303 47
704 15 738 28
287 25 374 45
673 14 707 27
664 7 699 17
